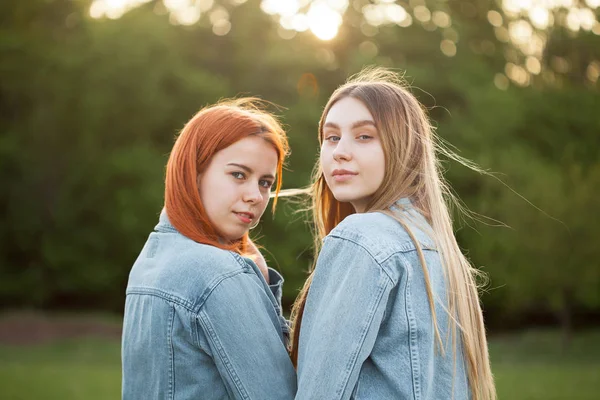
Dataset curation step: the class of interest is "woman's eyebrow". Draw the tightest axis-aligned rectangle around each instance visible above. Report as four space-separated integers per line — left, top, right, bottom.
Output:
323 122 340 130
351 120 376 129
323 120 376 130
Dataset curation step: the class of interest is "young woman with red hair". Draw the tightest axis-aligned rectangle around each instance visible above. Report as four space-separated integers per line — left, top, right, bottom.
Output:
121 99 296 399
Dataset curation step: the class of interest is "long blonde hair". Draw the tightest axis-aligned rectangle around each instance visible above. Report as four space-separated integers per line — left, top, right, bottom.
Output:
289 67 496 400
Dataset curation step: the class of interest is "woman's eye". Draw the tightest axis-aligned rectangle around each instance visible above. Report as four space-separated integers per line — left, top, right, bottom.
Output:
325 135 340 142
259 180 273 189
358 134 373 140
231 172 245 180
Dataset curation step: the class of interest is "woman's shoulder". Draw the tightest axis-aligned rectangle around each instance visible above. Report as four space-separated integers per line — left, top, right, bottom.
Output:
336 211 399 232
330 211 436 256
156 232 242 271
128 233 250 311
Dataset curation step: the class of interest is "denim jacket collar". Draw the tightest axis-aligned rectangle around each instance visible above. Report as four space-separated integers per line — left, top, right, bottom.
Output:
390 197 413 211
155 208 178 234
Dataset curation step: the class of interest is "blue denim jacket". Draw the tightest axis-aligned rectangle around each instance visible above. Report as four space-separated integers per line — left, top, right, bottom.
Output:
122 210 296 399
296 199 469 400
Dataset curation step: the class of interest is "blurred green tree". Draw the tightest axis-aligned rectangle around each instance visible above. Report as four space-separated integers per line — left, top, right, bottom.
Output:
0 0 598 338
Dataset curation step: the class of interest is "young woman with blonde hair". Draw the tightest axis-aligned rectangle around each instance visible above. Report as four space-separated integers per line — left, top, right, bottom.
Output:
121 99 296 399
291 68 496 400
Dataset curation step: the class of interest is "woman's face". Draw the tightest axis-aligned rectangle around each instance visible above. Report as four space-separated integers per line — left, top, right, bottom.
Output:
198 136 278 242
321 97 385 213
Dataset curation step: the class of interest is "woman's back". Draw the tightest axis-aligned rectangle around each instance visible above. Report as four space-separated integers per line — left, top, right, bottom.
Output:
122 210 295 399
296 203 468 399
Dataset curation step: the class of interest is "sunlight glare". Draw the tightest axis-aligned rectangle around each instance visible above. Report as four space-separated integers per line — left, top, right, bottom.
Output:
163 0 189 11
278 26 297 39
525 56 541 74
495 26 510 43
555 0 575 7
363 3 409 27
487 10 503 27
292 14 310 31
198 0 214 13
326 0 349 13
578 8 596 30
209 7 229 25
386 4 408 25
509 20 533 45
307 2 342 40
502 0 523 14
566 8 581 31
432 11 451 28
440 39 456 57
90 0 151 19
363 4 386 26
499 0 600 64
505 62 530 86
413 5 431 23
261 0 300 17
173 7 201 25
529 7 551 29
89 1 106 19
280 15 295 30
586 61 600 83
398 13 412 27
213 19 232 35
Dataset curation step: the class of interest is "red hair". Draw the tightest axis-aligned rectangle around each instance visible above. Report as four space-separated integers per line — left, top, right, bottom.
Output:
164 98 289 254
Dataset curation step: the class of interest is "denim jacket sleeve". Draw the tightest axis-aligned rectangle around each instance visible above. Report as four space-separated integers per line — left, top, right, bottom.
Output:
198 270 297 399
267 267 284 309
296 235 394 400
244 258 290 337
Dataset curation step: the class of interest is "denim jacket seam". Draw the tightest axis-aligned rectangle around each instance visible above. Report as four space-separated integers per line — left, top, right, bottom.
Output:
326 234 396 285
191 309 203 354
194 266 250 313
333 220 436 253
167 304 175 400
127 266 249 314
337 275 391 398
198 308 250 400
330 230 434 264
399 254 422 400
154 223 178 234
126 288 197 313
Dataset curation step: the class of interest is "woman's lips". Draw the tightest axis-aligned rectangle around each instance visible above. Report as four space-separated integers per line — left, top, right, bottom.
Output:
331 169 358 182
332 174 356 182
235 212 254 224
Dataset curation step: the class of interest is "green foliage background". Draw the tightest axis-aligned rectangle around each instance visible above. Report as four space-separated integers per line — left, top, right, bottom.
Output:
1 0 599 333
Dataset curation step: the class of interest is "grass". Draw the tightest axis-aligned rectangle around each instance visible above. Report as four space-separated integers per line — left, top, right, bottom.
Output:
490 329 600 399
0 338 121 399
0 317 599 399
